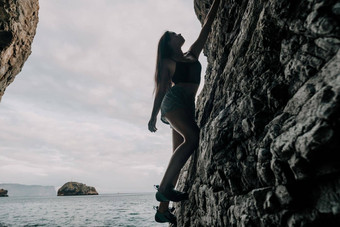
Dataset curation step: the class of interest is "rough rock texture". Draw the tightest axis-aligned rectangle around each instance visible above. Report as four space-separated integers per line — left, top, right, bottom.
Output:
57 182 99 196
0 0 39 101
176 0 340 226
0 188 8 197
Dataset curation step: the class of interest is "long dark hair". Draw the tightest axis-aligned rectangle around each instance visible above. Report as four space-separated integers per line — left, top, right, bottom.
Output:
154 31 172 93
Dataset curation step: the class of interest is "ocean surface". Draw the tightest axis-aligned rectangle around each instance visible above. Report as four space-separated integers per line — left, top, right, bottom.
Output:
0 193 168 227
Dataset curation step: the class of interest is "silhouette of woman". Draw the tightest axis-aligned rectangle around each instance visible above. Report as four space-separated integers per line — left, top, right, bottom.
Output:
148 0 221 224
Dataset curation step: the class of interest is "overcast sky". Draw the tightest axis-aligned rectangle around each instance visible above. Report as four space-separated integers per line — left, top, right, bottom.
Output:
0 0 207 193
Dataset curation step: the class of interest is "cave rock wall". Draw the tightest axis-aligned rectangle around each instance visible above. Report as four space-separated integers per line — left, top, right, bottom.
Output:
176 0 340 226
0 0 39 101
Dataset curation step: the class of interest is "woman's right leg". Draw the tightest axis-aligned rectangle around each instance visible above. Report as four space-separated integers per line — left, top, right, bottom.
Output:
158 129 184 212
158 108 199 193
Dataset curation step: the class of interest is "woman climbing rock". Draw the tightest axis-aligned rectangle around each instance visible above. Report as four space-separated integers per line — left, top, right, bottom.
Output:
148 0 222 224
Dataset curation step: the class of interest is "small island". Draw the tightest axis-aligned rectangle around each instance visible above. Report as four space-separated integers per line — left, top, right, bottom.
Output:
57 182 98 196
0 188 8 197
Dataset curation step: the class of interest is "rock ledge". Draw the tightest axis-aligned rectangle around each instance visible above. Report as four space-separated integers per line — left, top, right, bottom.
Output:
0 0 39 101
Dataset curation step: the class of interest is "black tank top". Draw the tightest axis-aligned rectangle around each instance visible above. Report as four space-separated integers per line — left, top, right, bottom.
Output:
171 60 202 85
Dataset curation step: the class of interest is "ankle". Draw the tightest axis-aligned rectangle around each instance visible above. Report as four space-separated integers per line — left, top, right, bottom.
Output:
158 207 167 213
158 183 174 192
158 202 169 213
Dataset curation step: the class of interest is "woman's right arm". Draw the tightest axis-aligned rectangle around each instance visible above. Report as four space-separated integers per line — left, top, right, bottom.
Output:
148 62 172 132
188 0 221 58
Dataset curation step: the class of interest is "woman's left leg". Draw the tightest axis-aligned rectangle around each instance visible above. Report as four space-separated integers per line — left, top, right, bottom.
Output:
157 107 199 199
158 129 184 212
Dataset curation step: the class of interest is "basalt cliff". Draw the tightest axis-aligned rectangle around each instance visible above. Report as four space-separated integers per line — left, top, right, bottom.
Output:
0 0 39 101
176 0 340 226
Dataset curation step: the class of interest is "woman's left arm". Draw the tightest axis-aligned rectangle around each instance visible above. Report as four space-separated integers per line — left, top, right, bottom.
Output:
148 61 172 132
188 0 222 58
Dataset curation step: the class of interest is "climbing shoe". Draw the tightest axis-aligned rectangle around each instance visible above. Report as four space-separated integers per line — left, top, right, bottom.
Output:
154 185 188 202
154 206 177 224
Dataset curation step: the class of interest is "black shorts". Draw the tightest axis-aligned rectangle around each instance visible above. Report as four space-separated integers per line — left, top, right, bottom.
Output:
160 86 195 125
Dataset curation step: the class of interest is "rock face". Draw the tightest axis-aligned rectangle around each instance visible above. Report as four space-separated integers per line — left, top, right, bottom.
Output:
57 182 99 196
0 188 8 197
176 0 340 226
0 0 39 101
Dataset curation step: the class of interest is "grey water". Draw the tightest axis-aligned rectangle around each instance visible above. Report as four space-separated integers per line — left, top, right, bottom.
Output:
0 193 168 226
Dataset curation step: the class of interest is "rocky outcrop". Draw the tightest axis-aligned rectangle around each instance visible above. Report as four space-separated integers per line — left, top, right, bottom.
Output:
0 0 39 101
0 188 8 197
57 182 99 196
176 0 340 226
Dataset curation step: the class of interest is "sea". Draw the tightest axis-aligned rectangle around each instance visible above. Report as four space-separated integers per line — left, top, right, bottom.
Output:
0 193 168 227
